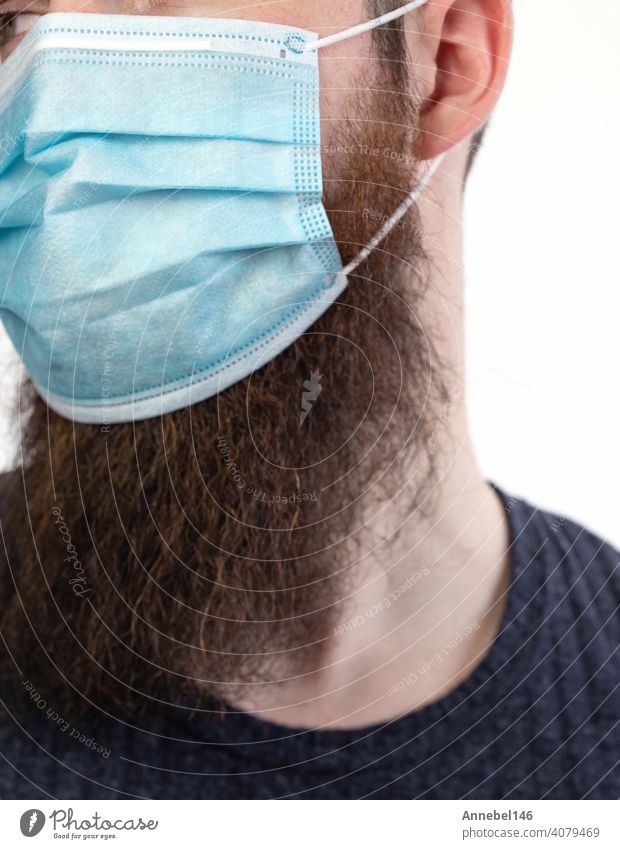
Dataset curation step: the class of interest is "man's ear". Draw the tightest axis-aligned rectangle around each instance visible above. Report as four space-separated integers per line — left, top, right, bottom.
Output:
412 0 514 158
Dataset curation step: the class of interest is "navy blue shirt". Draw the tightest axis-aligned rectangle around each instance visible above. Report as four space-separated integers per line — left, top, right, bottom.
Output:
1 487 618 799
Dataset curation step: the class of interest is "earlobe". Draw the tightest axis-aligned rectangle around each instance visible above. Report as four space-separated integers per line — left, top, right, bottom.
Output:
416 0 514 158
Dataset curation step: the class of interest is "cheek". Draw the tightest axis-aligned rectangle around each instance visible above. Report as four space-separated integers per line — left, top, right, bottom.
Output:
318 52 369 146
318 45 374 190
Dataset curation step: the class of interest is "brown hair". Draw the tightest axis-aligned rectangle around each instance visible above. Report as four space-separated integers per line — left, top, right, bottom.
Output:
0 74 450 719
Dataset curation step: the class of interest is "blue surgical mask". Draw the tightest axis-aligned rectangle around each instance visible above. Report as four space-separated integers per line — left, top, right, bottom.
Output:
0 1 439 424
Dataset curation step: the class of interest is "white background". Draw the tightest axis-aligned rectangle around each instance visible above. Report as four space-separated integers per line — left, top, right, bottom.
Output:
465 0 619 546
1 0 619 546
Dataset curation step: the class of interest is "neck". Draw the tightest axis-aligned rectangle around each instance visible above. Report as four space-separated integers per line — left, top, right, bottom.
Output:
234 148 512 729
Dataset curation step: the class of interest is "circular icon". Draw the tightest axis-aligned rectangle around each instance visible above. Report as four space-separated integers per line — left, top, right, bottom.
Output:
19 809 46 837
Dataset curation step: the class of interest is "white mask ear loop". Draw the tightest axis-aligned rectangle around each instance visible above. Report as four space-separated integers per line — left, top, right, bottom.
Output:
304 0 440 277
342 153 445 276
309 0 431 52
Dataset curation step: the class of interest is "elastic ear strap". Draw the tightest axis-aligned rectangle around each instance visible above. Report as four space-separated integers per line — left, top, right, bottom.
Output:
342 153 445 277
311 0 431 51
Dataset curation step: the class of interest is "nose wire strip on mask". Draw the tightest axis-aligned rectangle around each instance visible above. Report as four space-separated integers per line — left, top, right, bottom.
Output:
307 0 440 277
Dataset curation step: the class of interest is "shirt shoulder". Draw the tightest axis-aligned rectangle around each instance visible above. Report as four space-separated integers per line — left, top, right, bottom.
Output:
496 485 619 644
506 487 618 572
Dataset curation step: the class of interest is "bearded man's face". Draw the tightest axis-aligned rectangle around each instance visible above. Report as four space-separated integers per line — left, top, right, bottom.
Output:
1 3 449 712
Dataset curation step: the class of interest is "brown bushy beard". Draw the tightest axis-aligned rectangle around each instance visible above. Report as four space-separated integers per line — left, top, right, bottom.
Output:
0 61 449 718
